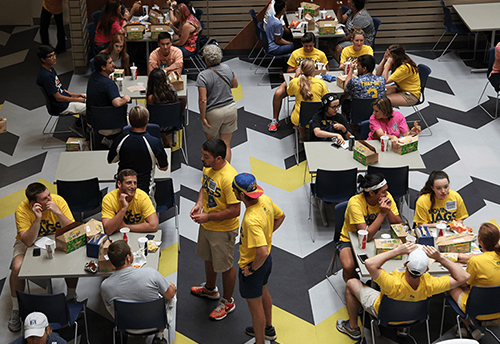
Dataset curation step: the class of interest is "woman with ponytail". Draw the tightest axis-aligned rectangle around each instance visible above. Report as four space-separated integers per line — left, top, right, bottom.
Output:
287 59 328 139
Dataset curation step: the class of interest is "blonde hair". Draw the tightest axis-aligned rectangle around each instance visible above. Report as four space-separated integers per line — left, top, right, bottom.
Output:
299 59 315 100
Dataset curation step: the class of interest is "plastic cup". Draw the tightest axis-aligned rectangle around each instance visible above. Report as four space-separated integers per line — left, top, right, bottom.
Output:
358 229 368 249
406 235 416 244
298 7 304 20
116 77 123 92
316 62 324 70
320 10 327 20
45 239 55 259
380 135 391 152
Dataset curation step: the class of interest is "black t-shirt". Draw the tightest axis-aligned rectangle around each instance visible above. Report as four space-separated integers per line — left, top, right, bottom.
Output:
311 110 351 141
36 67 71 114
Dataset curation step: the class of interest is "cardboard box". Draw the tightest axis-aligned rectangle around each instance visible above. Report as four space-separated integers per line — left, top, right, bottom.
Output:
113 69 124 81
0 117 6 133
168 71 184 91
84 219 104 242
55 222 86 253
414 226 434 246
304 13 315 31
65 137 87 151
149 8 164 24
301 2 320 17
151 24 169 40
436 233 474 253
336 74 347 88
126 24 144 40
353 140 378 166
87 234 107 258
375 238 403 260
391 224 408 243
317 19 338 35
100 238 111 257
392 135 418 155
98 253 116 272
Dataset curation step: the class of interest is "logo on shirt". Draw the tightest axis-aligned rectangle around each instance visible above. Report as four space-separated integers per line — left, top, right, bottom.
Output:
364 213 377 226
202 175 222 209
427 208 457 223
123 210 143 224
39 220 61 236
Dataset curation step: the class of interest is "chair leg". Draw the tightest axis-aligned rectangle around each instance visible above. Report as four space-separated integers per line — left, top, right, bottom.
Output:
318 199 328 227
308 189 315 242
257 56 277 86
254 51 268 74
73 321 78 344
175 204 180 253
478 82 499 120
485 326 500 343
181 128 189 164
295 127 300 165
371 319 376 344
425 319 431 344
247 40 259 59
438 33 458 60
250 48 264 70
413 107 432 136
439 297 446 338
83 303 90 344
432 31 447 51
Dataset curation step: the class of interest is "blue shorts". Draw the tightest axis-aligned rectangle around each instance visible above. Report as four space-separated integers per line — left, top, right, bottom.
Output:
239 254 272 299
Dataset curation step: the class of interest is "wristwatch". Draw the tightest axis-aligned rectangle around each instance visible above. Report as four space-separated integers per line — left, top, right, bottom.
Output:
248 265 255 273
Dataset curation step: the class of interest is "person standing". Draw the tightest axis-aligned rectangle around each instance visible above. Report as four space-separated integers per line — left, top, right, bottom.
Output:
40 0 66 53
190 138 241 320
233 173 285 344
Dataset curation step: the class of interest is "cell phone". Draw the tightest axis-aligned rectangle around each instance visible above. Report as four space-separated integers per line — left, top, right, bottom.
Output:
33 248 41 257
357 253 369 264
140 89 146 95
146 234 155 240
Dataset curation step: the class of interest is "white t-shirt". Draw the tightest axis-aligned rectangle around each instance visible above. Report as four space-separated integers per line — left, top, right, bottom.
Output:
263 0 285 30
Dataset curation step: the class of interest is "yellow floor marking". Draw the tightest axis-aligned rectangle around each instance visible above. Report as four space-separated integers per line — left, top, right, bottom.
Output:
250 156 311 192
0 179 56 220
158 242 179 277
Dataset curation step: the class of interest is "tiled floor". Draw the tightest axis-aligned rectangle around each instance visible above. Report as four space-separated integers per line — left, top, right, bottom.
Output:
1 23 500 344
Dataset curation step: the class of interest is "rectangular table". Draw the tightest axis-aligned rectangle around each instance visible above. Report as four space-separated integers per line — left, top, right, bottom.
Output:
304 140 426 174
286 10 345 46
54 149 171 183
122 75 187 99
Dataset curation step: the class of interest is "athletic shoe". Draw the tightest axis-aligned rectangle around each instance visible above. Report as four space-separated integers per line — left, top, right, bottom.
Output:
8 310 21 332
268 119 279 132
190 282 220 300
397 327 409 337
336 319 361 340
245 325 277 341
469 326 485 341
209 297 235 320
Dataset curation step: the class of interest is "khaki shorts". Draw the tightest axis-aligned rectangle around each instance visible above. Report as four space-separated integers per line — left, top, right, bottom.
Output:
204 102 238 137
13 239 28 258
359 286 380 318
401 92 419 106
196 224 238 273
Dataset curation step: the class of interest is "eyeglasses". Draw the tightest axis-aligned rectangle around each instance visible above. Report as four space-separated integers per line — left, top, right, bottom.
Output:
329 104 340 110
46 53 56 59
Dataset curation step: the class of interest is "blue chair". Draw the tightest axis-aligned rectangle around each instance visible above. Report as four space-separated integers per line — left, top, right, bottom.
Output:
439 286 500 343
360 119 370 140
367 165 409 214
56 177 103 222
123 123 162 140
366 295 432 344
113 298 169 344
147 102 188 164
432 0 473 60
341 6 349 15
413 64 432 136
248 9 266 66
89 105 128 150
309 168 358 240
194 8 203 21
155 178 179 251
16 290 90 344
372 18 382 47
295 101 322 164
477 46 499 119
91 10 101 23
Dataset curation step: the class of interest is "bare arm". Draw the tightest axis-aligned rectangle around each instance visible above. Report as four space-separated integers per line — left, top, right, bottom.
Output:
422 245 470 289
173 22 193 46
231 76 238 88
53 92 86 103
366 242 417 280
197 87 210 129
273 214 285 232
242 245 269 277
112 95 131 107
127 212 159 233
189 188 204 220
162 282 177 300
274 35 293 46
191 202 240 224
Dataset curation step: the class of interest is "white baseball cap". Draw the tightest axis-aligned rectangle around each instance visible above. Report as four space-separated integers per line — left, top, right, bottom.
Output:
24 312 48 338
406 248 429 277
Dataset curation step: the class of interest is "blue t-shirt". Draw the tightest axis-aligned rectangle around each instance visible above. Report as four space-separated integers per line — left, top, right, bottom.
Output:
86 71 121 125
36 67 71 114
346 74 386 99
266 15 283 53
9 332 68 344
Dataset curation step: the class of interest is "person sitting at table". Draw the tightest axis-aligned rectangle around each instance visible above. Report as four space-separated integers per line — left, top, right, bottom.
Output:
100 34 130 76
95 2 126 51
414 170 468 228
167 3 201 58
338 173 401 282
367 96 421 143
265 0 294 58
9 311 68 344
448 222 500 340
336 242 470 341
101 240 176 344
101 169 158 235
268 32 329 132
488 42 500 93
104 1 142 22
375 44 421 107
328 0 375 63
263 0 291 40
166 0 196 25
9 183 76 332
107 106 169 197
311 93 352 143
148 32 183 75
339 28 373 72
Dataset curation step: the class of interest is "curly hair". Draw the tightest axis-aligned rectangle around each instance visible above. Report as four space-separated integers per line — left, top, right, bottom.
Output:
146 68 179 104
203 44 223 66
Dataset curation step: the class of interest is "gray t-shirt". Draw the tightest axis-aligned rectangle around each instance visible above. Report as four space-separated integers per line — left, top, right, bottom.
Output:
101 266 170 306
195 63 235 113
345 9 375 46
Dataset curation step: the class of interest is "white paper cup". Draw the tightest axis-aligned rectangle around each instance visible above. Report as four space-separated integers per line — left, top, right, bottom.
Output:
320 10 327 20
298 7 304 20
130 66 137 80
436 223 447 236
381 233 391 239
45 239 55 259
138 236 148 249
380 135 391 152
358 230 368 249
406 235 416 244
116 77 123 92
316 62 324 70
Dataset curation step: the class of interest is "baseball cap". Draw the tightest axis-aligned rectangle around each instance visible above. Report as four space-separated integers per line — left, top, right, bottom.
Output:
233 173 263 199
406 248 429 277
321 93 339 107
24 312 48 338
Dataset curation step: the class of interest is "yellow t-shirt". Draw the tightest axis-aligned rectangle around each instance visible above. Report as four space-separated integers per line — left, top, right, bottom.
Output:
287 77 329 126
201 162 240 232
287 47 329 69
15 194 74 240
461 251 500 320
340 45 374 64
373 269 450 315
339 192 399 242
413 190 468 226
102 188 156 227
238 195 284 268
389 63 421 99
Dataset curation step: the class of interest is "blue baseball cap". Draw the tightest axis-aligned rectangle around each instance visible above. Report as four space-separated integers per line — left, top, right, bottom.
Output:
233 173 263 199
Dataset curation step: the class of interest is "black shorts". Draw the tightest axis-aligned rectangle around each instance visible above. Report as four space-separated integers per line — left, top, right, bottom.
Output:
239 254 272 299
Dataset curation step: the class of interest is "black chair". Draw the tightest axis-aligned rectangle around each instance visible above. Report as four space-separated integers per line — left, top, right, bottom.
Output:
413 64 432 136
372 18 382 47
86 22 97 58
350 98 374 126
123 123 162 140
360 119 370 140
147 102 188 164
155 178 179 251
367 165 409 214
91 10 101 23
38 86 75 149
439 286 500 343
56 178 103 222
194 8 203 21
113 298 169 344
89 105 128 150
477 46 499 119
248 9 266 67
295 101 322 164
309 168 358 241
17 290 90 344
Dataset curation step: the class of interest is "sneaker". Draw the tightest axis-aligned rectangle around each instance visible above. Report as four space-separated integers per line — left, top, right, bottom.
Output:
397 327 409 337
470 328 485 341
245 325 277 341
8 310 21 332
268 119 279 132
190 282 220 300
336 319 361 340
209 297 235 320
